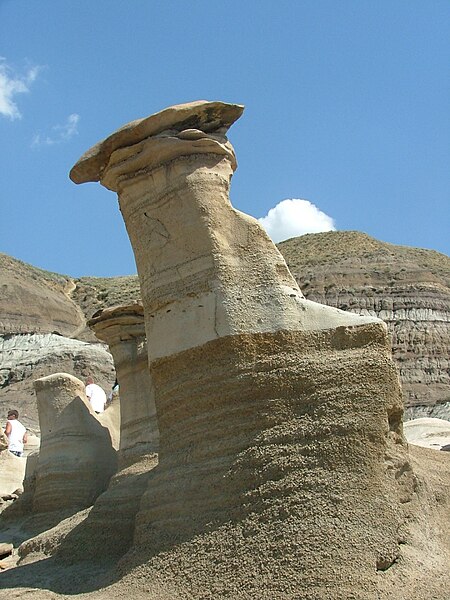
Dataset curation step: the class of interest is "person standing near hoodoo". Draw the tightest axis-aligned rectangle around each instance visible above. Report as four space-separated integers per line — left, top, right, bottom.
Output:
85 377 107 414
5 409 28 457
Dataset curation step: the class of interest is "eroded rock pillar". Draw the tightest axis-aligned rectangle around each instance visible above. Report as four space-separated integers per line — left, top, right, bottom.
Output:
88 304 159 466
57 308 159 562
70 101 412 597
32 373 117 513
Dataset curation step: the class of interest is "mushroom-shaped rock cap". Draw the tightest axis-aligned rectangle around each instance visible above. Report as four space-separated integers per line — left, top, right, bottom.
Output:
70 100 244 184
88 304 144 329
88 304 145 345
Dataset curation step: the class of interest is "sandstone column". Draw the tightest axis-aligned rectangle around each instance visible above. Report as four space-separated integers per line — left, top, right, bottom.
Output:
57 307 159 562
71 101 378 363
32 373 117 513
70 101 412 598
88 303 159 467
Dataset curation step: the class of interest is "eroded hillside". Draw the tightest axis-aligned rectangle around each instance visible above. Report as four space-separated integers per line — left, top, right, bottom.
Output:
1 230 449 429
279 231 450 419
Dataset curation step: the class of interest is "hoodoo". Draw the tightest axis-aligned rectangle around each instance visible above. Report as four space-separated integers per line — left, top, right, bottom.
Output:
32 373 117 513
55 307 160 562
70 101 414 598
88 303 159 466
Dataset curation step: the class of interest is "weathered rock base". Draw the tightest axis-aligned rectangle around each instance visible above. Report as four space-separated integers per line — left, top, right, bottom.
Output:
109 323 414 598
57 453 158 563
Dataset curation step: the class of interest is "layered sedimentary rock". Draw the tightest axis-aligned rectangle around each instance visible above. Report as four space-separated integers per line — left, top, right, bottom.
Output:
0 333 115 430
0 253 80 336
88 304 159 465
0 451 26 498
0 253 130 432
57 305 159 562
279 232 450 419
1 235 447 430
69 100 415 596
32 373 117 513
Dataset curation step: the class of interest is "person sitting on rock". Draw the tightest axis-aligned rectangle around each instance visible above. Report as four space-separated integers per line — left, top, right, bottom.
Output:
5 409 28 457
85 376 107 414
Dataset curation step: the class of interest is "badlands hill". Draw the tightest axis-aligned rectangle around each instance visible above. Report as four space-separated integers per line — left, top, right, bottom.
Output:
0 230 449 430
279 231 450 420
1 98 449 600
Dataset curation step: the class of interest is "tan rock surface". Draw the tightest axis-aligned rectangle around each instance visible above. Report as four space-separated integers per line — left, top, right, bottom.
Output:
31 373 117 513
54 305 159 563
17 508 91 565
5 450 40 518
69 100 244 184
279 231 450 419
88 304 159 464
76 101 378 363
0 254 79 337
56 454 157 563
68 100 415 597
1 232 448 427
0 350 449 599
0 451 26 497
0 100 449 600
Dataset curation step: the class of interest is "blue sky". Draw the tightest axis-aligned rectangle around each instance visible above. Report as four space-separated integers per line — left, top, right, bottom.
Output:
1 0 449 277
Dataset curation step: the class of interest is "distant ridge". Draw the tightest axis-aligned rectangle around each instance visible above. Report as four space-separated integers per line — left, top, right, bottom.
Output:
0 231 449 428
279 231 450 420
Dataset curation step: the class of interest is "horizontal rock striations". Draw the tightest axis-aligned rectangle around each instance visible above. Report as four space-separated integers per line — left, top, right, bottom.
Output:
32 373 117 513
88 304 159 465
1 234 447 426
126 326 410 597
57 305 160 562
0 255 141 431
279 231 450 419
0 253 80 337
70 101 414 597
0 333 115 429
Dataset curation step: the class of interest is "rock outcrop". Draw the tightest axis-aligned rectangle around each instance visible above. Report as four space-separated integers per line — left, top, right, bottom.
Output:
88 304 159 465
0 451 26 498
68 100 414 598
0 333 115 429
0 254 79 337
0 101 448 600
0 254 129 431
31 373 117 513
279 232 450 420
1 233 448 429
57 305 159 562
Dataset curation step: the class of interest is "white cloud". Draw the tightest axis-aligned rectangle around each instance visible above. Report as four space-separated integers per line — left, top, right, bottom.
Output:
258 198 336 243
0 58 40 119
32 113 80 147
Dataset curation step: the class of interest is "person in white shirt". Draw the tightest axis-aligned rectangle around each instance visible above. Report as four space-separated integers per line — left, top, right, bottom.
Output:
85 377 107 414
5 409 28 457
